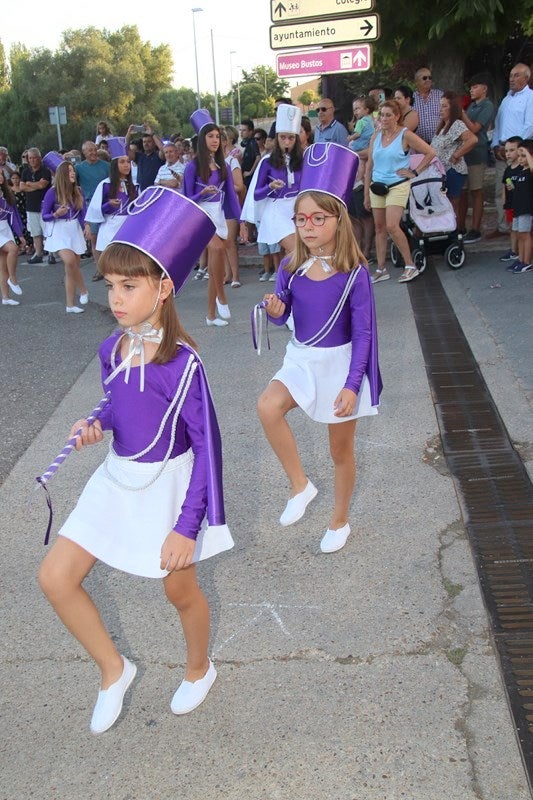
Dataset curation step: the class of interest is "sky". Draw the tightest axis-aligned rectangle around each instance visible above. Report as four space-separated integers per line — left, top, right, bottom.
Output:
1 0 277 95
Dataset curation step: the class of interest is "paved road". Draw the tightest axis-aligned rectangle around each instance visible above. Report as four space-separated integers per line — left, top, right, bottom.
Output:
0 245 531 799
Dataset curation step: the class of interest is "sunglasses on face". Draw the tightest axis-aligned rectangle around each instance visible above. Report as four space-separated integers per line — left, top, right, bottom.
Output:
318 106 333 112
421 75 432 80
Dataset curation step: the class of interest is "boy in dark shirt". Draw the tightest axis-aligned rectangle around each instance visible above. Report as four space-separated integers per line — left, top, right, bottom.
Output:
500 137 522 267
510 139 533 273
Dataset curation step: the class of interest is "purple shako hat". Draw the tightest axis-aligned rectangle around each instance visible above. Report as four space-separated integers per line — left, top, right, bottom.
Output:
107 137 128 159
298 142 359 207
42 151 64 173
190 108 215 134
110 186 215 294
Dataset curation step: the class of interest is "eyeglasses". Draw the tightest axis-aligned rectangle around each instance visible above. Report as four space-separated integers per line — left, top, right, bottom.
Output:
317 106 333 112
292 213 337 227
254 136 263 140
420 75 432 81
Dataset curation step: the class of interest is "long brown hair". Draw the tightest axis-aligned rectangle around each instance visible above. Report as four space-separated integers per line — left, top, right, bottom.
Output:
108 157 136 201
0 172 16 206
436 91 463 135
194 123 228 184
98 243 197 363
54 161 84 209
286 191 366 274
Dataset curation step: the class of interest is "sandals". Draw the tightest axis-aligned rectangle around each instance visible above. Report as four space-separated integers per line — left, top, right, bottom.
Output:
398 266 420 283
371 268 390 284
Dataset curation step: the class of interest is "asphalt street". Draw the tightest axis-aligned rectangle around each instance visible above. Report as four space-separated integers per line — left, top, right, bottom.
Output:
0 244 531 800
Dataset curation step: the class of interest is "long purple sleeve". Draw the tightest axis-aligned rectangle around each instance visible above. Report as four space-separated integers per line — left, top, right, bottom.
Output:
254 158 301 201
183 161 241 221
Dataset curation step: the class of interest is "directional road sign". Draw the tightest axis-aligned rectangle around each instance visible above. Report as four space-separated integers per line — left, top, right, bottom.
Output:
270 14 380 50
270 0 374 24
276 44 372 78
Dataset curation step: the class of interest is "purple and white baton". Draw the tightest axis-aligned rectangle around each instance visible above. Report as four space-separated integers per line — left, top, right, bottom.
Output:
36 392 111 544
251 289 290 355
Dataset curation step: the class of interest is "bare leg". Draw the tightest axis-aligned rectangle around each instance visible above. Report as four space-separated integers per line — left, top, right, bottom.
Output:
257 380 307 494
206 236 228 320
327 420 357 530
372 207 387 268
280 232 295 255
385 205 412 266
224 219 239 282
457 189 468 231
4 241 19 285
60 249 87 307
470 188 484 232
33 233 44 256
163 566 210 681
0 251 9 298
38 537 123 688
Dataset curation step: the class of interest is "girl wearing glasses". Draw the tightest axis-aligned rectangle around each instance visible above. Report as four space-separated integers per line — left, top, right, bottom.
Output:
253 105 304 260
256 143 382 554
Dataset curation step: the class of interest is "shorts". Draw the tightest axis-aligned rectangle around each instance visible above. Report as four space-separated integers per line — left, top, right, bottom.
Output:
87 221 100 237
258 241 281 256
348 186 372 219
466 163 486 192
445 167 467 199
511 214 533 233
369 181 410 210
27 211 44 237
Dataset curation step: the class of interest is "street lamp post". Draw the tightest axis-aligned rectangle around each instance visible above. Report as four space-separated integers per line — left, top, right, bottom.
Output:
211 28 219 125
229 50 236 126
191 7 203 110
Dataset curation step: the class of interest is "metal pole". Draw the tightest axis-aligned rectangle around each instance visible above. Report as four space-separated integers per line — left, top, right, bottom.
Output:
192 8 203 109
211 29 219 125
230 51 236 126
237 82 241 123
56 119 63 150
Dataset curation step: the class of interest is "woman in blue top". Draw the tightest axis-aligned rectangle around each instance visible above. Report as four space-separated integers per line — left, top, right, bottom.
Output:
364 100 435 284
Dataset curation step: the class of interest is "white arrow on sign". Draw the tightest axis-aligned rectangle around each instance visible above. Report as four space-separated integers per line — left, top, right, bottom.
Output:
353 50 367 67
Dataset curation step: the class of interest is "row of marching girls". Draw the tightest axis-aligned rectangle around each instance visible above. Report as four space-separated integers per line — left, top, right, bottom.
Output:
0 170 24 305
36 143 381 736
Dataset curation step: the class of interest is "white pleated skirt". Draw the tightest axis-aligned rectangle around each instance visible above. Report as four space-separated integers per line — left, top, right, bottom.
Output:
199 201 227 239
0 219 14 248
272 340 378 424
44 218 86 254
59 448 234 578
96 215 127 251
257 197 295 245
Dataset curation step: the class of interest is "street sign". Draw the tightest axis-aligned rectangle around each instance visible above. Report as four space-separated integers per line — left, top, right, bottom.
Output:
48 106 67 125
276 44 372 78
270 14 380 50
270 0 374 23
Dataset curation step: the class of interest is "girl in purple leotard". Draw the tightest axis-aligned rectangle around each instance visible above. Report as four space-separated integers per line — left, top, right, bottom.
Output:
256 143 382 555
39 187 233 735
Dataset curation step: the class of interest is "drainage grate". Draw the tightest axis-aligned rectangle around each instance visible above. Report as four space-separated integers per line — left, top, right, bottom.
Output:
408 267 533 792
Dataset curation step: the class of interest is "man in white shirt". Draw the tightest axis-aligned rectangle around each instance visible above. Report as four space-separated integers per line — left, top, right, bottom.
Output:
487 62 533 237
154 142 185 190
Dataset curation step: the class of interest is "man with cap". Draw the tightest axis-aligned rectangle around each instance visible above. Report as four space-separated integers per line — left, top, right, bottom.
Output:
313 99 349 147
20 148 52 264
457 74 495 243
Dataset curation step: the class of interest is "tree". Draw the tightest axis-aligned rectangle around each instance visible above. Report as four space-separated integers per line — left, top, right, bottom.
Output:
298 89 319 110
240 65 289 101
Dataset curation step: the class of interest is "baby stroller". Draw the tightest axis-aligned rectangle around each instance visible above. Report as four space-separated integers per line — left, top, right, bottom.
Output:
390 155 466 272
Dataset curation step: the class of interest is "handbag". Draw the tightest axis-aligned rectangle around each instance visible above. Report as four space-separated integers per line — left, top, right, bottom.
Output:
370 177 409 196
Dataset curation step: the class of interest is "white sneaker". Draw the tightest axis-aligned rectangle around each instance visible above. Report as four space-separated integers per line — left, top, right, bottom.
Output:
268 272 277 282
79 292 89 305
206 317 228 327
171 659 217 715
7 278 22 295
320 523 351 553
66 306 85 314
259 272 272 282
90 656 137 735
279 480 318 526
216 299 231 319
2 298 20 306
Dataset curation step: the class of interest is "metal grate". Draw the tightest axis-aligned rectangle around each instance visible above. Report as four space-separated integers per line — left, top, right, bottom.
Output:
408 267 533 792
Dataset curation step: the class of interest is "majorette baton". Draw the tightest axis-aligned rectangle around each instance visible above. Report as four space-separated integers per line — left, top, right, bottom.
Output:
251 289 290 355
36 392 111 545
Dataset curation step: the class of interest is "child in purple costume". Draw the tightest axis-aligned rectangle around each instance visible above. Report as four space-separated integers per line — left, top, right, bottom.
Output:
257 188 382 554
39 190 232 734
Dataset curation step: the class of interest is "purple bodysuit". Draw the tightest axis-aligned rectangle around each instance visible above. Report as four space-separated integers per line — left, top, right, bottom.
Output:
254 159 301 200
268 261 382 402
41 188 86 225
98 334 208 540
